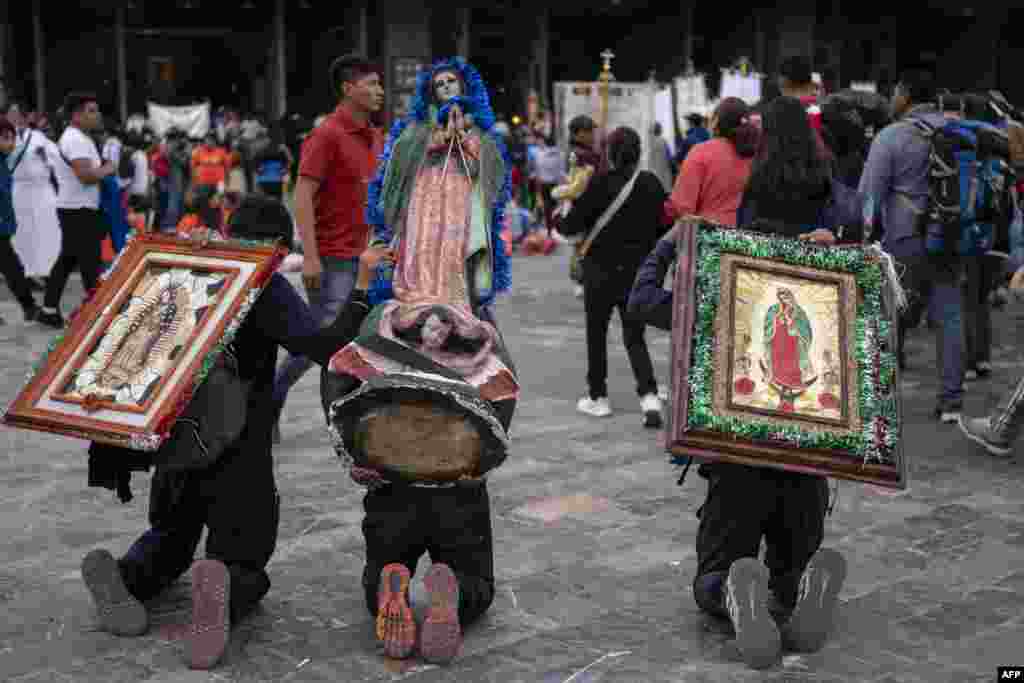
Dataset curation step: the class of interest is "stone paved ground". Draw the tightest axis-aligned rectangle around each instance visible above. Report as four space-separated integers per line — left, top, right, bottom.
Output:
1 250 1024 682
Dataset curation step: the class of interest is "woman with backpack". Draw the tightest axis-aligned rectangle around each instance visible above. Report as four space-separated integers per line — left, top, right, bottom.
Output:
560 127 670 427
666 97 759 227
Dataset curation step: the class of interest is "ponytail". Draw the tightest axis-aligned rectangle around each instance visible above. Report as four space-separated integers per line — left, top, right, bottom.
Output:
715 97 759 158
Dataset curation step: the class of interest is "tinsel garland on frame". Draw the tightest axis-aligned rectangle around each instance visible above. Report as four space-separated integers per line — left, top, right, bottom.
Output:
27 232 286 452
675 226 900 467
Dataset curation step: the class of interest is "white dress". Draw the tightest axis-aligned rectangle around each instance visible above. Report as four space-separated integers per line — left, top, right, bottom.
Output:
12 130 61 278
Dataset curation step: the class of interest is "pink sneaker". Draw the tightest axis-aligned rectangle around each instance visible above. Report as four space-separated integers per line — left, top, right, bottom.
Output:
185 559 231 670
417 563 462 665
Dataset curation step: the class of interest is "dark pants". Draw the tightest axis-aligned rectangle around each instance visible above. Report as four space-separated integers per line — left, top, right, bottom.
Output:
361 483 494 628
0 235 37 311
963 254 995 369
117 444 280 625
44 208 106 310
893 249 964 410
693 463 829 619
583 264 658 400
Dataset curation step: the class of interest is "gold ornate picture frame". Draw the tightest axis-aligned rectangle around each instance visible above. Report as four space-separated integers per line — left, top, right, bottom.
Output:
4 234 286 451
667 219 906 489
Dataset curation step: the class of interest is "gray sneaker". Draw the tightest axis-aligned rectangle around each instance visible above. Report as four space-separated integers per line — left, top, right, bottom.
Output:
958 416 1012 457
725 558 780 670
782 549 847 653
81 549 148 637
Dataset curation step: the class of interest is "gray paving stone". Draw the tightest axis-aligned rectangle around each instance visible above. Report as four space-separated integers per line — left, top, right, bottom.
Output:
2 254 1024 680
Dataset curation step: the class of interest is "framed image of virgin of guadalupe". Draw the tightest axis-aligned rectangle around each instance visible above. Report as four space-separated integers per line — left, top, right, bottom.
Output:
3 234 287 451
667 219 906 489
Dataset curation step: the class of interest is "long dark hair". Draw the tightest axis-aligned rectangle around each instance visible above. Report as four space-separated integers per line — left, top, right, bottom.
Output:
746 96 830 200
714 97 759 158
606 126 641 175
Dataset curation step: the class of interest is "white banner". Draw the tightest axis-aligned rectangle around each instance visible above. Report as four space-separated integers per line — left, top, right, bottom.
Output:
654 87 676 155
554 81 655 172
850 81 878 94
719 70 762 106
673 73 717 131
146 102 211 139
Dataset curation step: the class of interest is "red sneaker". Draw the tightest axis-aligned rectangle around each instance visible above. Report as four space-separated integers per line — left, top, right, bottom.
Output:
376 564 416 659
418 563 462 665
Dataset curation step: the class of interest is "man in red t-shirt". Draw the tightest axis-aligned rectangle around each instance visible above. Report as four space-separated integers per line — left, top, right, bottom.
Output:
271 54 384 438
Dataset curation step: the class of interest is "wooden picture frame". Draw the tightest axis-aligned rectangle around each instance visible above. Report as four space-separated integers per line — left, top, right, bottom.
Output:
3 234 286 452
667 219 906 489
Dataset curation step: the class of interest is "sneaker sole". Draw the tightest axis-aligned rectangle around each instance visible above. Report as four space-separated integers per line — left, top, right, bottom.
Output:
783 549 847 653
726 559 780 670
958 416 1012 457
186 559 231 670
418 563 462 665
81 549 148 637
376 564 416 660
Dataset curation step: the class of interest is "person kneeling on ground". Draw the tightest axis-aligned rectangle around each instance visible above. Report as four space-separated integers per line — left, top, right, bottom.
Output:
626 97 852 671
79 231 394 671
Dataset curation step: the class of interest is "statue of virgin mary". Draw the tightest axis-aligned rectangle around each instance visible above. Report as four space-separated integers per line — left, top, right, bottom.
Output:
326 58 517 485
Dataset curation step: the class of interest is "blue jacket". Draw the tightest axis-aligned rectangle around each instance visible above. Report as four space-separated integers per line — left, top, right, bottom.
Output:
0 153 15 236
858 104 947 256
675 127 711 165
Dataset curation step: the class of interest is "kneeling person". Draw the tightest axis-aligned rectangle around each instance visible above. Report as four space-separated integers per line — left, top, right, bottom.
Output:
80 233 394 670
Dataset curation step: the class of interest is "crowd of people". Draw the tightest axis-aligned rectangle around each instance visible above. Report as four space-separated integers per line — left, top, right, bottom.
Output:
3 50 1024 676
0 97 306 328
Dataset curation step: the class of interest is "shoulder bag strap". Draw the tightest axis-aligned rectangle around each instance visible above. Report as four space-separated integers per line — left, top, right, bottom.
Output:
579 169 641 258
8 131 33 173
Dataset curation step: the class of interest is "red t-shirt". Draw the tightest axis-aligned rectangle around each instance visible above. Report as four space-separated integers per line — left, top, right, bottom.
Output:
299 105 384 259
667 138 752 227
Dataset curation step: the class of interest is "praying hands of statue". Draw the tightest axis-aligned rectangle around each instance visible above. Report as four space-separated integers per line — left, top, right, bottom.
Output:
446 103 469 142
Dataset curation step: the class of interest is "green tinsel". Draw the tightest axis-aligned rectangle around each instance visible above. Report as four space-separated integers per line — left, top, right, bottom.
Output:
682 225 900 466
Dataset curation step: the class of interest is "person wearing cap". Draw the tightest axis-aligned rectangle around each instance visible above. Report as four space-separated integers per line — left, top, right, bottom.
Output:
777 55 831 161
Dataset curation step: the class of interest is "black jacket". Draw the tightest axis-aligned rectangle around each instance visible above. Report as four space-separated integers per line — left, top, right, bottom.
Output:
560 168 669 275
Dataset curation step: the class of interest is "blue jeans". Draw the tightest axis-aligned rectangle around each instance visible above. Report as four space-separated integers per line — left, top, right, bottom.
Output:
892 243 964 410
271 255 357 422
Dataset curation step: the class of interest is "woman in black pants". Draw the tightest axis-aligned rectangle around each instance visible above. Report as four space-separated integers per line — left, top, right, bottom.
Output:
561 127 669 427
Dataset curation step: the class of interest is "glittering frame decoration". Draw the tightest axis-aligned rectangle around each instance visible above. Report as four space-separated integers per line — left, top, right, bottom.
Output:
667 219 906 489
3 233 286 452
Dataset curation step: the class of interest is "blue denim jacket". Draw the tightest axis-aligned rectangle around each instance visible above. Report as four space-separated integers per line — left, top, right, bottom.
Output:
858 105 948 256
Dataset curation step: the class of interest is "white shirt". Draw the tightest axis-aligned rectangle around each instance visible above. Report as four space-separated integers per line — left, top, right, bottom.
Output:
129 149 149 196
103 137 122 167
55 127 102 210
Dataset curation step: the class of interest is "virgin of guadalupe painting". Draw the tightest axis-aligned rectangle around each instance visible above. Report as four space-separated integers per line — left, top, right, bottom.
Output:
726 266 847 424
57 267 229 410
326 57 517 485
